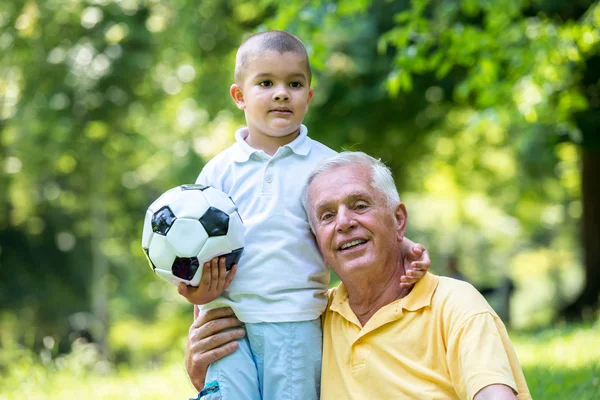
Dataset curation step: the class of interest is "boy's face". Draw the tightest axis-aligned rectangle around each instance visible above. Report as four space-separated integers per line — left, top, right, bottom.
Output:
230 50 313 151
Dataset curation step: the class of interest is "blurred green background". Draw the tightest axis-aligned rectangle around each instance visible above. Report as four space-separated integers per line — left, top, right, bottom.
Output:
1 0 599 398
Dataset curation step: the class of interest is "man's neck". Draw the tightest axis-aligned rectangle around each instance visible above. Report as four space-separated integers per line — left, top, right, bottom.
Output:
346 261 410 327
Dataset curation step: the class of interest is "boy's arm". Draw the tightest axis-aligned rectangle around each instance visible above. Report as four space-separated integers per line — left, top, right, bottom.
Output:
399 237 431 289
178 257 237 305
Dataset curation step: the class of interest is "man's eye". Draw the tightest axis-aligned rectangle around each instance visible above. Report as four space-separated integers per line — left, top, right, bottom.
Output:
290 82 302 88
355 203 368 210
260 80 273 87
321 213 334 221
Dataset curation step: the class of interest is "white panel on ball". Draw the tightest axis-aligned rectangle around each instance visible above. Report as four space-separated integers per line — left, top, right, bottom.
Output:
227 212 244 250
148 186 181 213
141 210 154 249
196 236 234 263
166 217 209 257
155 268 185 286
169 190 210 219
202 187 237 215
148 234 177 270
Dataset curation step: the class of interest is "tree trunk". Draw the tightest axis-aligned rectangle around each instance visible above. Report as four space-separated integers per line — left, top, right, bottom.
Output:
562 148 600 319
561 55 600 319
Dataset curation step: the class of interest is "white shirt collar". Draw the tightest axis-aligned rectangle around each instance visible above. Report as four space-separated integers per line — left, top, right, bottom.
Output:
231 124 312 162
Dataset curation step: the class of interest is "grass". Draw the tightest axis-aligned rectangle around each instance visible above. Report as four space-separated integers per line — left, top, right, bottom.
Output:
510 322 600 399
1 322 598 399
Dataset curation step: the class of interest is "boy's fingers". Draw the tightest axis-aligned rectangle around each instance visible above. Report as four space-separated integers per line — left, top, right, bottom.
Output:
413 243 425 253
223 264 237 290
178 282 188 296
201 261 211 288
208 258 219 292
399 278 414 288
216 257 227 291
411 261 429 270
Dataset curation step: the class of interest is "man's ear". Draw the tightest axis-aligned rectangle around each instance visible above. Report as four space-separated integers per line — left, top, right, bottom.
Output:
394 202 408 242
230 84 245 110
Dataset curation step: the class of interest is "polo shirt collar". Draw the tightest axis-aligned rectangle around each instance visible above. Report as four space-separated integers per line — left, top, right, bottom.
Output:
328 272 439 328
329 284 362 327
400 272 438 312
230 124 311 162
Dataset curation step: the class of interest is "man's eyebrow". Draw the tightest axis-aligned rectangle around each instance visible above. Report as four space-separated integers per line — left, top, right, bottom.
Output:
313 201 332 215
313 192 370 214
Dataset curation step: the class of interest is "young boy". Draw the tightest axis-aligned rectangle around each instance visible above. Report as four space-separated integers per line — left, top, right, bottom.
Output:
178 31 430 400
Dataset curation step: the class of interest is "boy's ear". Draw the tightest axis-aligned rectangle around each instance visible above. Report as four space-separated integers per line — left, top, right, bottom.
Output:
230 84 245 110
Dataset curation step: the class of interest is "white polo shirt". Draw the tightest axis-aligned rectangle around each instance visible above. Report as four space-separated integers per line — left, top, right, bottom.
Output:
196 125 337 323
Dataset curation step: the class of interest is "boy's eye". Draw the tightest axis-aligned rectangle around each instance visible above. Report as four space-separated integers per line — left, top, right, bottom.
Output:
289 82 303 88
259 80 273 87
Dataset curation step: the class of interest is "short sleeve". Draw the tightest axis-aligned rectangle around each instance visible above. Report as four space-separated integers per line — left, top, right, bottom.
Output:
446 312 518 400
195 166 210 186
195 159 224 191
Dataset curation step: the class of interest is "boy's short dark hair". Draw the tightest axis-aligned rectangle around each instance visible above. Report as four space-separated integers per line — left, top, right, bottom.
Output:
234 30 311 84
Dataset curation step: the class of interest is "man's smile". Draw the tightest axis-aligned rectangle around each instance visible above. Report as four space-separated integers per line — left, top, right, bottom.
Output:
338 238 368 251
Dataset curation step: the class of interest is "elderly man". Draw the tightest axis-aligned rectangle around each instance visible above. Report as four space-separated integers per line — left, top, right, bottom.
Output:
186 152 530 399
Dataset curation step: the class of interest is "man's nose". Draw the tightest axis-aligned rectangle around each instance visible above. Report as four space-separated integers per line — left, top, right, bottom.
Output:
336 208 356 232
273 86 290 101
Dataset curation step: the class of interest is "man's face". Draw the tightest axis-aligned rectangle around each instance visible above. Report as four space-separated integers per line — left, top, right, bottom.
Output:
307 164 407 279
230 50 313 149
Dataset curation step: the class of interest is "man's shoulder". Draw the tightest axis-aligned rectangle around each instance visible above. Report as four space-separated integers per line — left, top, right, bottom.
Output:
433 276 497 318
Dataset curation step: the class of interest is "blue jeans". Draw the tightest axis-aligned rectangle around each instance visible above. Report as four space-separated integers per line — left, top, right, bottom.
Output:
194 319 322 400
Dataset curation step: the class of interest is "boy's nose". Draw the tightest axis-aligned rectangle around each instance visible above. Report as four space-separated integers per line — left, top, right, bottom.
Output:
273 89 290 101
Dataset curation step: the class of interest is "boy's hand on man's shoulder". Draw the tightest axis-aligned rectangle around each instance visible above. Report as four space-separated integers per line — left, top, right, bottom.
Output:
400 243 430 289
178 257 237 305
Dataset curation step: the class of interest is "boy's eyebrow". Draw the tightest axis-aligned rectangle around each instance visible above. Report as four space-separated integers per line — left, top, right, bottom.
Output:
251 72 308 80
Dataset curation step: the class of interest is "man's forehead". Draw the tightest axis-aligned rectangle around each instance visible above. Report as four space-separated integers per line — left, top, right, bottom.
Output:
308 165 373 206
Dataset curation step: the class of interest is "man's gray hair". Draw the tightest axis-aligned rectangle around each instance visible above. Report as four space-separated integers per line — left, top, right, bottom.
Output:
302 151 400 222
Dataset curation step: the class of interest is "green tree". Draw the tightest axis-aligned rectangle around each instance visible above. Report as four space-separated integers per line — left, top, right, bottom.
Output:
268 0 599 319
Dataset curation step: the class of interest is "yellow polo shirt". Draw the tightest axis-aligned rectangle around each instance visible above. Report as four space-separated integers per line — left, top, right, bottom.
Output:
321 273 530 400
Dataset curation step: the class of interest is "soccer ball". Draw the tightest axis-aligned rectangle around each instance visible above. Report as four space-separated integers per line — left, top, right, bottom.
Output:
141 184 244 287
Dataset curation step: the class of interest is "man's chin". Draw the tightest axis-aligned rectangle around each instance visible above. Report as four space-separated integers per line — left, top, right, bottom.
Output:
335 256 371 274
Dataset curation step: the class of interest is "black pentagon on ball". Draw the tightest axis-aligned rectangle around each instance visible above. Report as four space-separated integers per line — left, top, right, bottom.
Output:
172 256 200 281
199 206 229 236
142 248 156 271
223 248 244 271
181 184 209 191
152 206 176 235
